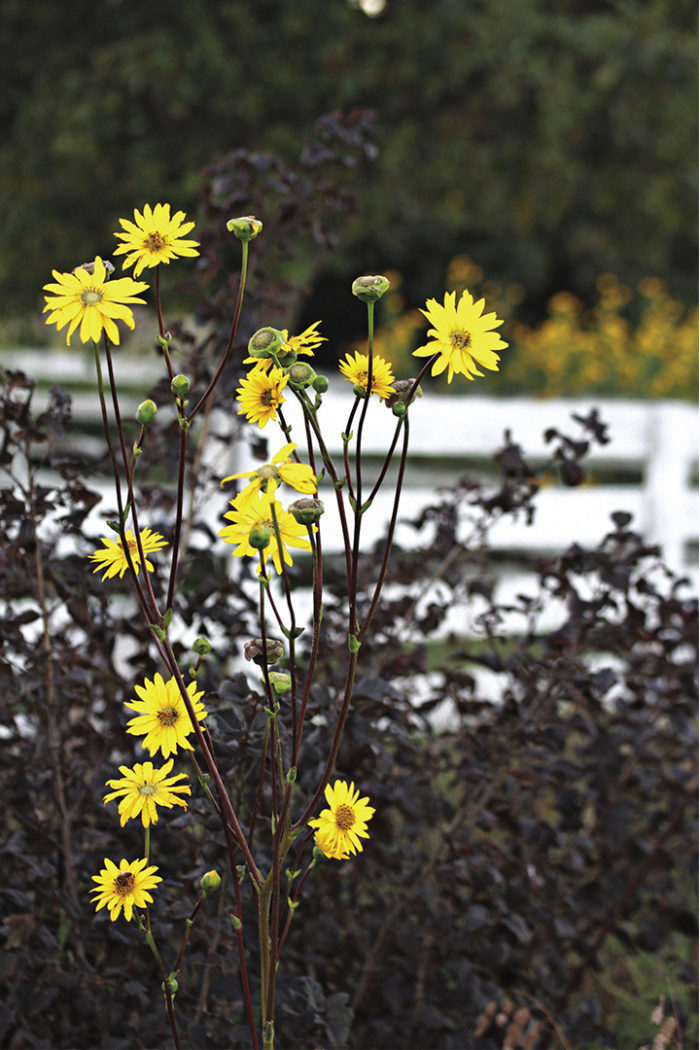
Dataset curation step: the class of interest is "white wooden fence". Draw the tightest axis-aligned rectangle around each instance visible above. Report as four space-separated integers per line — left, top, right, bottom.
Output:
4 349 699 589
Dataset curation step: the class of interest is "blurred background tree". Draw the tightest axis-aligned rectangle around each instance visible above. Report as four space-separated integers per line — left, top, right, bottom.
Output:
1 0 696 344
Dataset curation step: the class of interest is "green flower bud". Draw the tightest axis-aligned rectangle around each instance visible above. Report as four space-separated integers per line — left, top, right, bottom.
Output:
287 362 316 389
268 671 292 696
288 497 325 525
193 636 211 655
200 869 222 895
226 215 263 241
391 401 407 417
385 378 423 408
248 327 284 359
244 637 285 665
135 399 158 426
171 373 191 397
352 383 367 399
352 274 391 303
248 524 271 549
312 375 329 394
230 913 242 930
286 766 297 784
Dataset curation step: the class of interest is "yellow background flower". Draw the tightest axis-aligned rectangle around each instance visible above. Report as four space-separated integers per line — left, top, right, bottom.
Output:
113 203 200 275
43 257 148 346
90 857 162 922
125 673 207 758
309 780 375 860
103 758 190 827
88 527 167 580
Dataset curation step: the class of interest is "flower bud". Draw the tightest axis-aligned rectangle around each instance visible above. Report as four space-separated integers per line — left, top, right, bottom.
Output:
248 327 285 359
268 671 292 696
385 378 423 408
171 373 191 397
288 497 324 526
352 274 391 303
312 375 329 394
244 637 285 665
193 636 211 655
135 399 158 426
200 869 222 895
248 524 271 549
391 401 407 418
226 215 263 242
287 362 316 389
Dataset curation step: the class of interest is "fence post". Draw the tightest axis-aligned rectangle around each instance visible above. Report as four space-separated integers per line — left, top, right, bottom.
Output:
642 402 695 576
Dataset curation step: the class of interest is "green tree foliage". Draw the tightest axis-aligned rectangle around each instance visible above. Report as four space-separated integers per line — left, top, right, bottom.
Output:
1 0 696 313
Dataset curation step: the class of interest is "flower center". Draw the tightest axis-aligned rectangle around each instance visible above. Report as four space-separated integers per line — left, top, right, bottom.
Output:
127 538 139 556
138 783 158 797
261 389 277 407
449 328 472 350
335 803 355 831
81 289 103 306
144 232 166 251
158 705 180 727
114 872 135 896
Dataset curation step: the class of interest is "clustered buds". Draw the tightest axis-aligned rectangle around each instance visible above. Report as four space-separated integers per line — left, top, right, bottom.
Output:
226 215 263 242
244 637 285 666
351 274 390 303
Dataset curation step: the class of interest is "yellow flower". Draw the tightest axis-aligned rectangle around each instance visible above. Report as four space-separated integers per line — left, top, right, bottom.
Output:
220 442 317 508
88 527 168 581
90 857 162 922
243 320 325 369
219 491 314 575
236 366 288 429
309 780 375 861
113 203 200 276
103 758 190 827
339 351 395 399
43 257 148 346
413 290 507 383
125 673 207 758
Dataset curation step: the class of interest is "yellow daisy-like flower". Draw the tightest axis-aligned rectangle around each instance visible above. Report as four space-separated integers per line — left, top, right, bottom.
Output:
43 256 149 346
88 528 168 581
219 491 314 575
113 203 200 276
412 289 508 383
243 320 325 369
308 780 375 861
124 673 207 758
236 366 288 429
339 351 395 399
91 857 162 922
220 442 316 508
103 758 190 827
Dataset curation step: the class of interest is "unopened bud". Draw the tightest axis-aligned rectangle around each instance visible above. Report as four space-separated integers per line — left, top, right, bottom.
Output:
244 637 285 665
386 378 423 408
193 636 211 655
312 375 329 394
288 497 324 525
171 373 190 397
268 671 292 696
287 362 316 389
391 401 407 418
226 215 263 242
200 869 221 895
248 327 284 359
352 274 390 303
135 399 158 426
248 524 271 549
